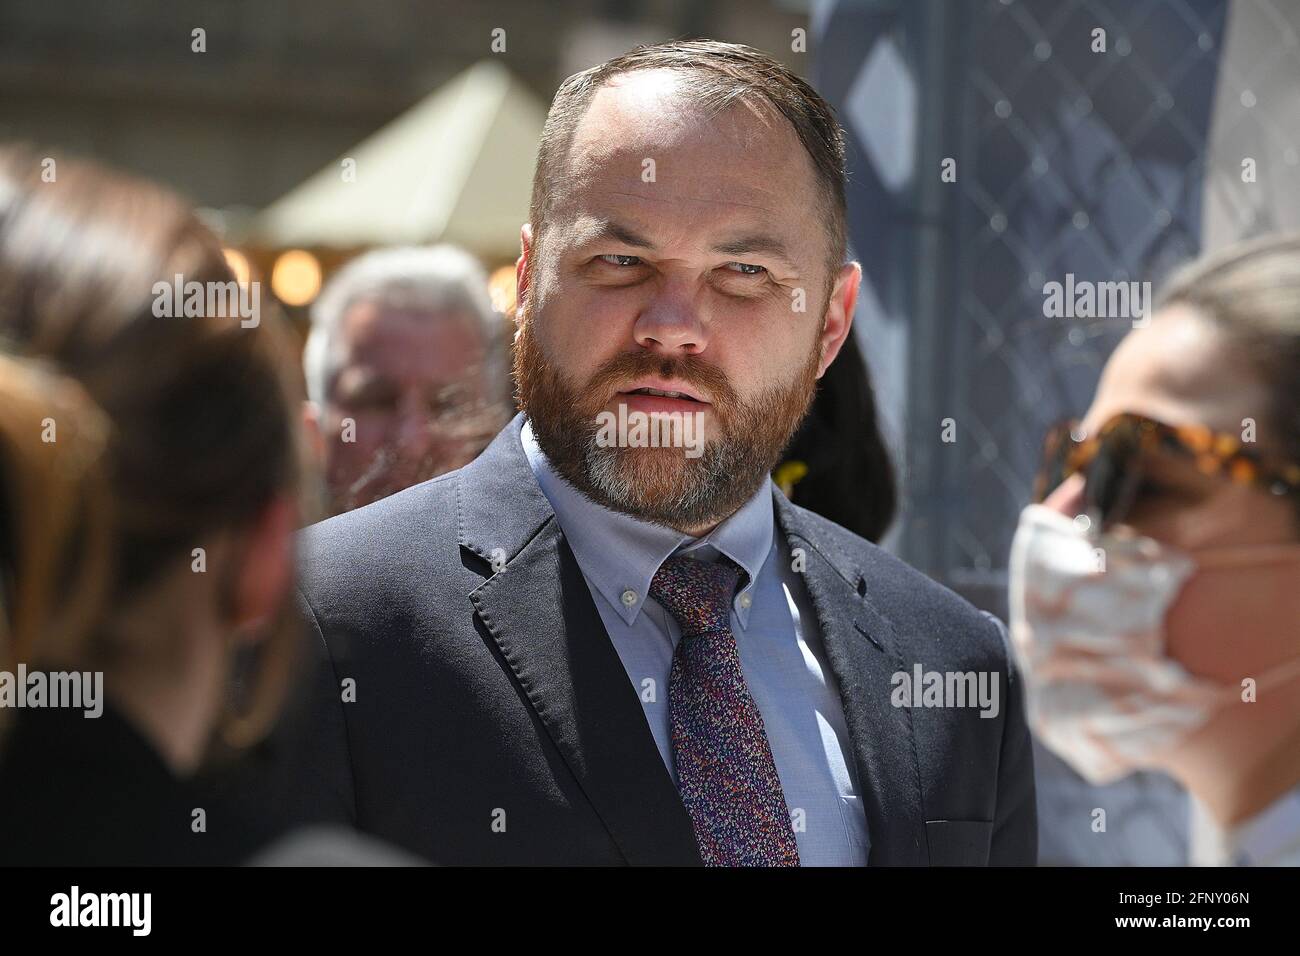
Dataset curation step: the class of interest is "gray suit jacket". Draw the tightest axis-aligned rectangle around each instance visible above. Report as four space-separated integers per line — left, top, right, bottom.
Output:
275 414 1036 865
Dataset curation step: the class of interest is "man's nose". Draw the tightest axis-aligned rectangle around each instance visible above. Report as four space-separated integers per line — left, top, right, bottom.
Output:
392 395 436 452
632 286 707 355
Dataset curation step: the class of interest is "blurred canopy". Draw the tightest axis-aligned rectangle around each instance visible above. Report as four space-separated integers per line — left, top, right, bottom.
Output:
246 60 545 262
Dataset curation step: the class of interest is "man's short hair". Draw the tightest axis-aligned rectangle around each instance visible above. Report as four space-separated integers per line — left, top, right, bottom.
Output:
304 244 502 406
529 39 848 274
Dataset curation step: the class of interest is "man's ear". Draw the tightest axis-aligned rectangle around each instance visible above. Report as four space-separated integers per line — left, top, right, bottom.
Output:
228 495 296 640
817 261 861 377
514 223 533 333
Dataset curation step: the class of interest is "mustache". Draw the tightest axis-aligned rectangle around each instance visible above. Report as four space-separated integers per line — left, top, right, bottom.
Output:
585 351 737 408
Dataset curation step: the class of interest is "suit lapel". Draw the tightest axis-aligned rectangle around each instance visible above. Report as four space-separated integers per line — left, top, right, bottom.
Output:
774 491 929 865
459 416 701 865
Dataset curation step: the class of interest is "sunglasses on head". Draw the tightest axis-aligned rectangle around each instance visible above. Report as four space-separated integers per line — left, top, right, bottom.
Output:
1033 412 1300 531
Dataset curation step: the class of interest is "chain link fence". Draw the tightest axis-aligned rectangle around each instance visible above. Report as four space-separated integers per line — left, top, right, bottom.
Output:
816 0 1300 864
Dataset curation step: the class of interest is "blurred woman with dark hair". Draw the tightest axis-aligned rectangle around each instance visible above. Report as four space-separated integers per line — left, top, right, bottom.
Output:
0 145 306 865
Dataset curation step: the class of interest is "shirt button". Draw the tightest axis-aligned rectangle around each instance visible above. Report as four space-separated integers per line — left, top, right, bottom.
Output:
738 593 752 609
621 589 638 607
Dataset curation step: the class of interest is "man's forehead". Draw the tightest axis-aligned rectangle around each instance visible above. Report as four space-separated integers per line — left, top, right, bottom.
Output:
339 302 483 355
571 72 798 163
343 300 476 334
337 319 485 382
551 73 820 254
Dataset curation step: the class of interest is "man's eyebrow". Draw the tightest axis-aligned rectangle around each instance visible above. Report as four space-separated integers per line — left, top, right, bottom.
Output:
574 221 799 270
710 235 798 270
576 220 656 250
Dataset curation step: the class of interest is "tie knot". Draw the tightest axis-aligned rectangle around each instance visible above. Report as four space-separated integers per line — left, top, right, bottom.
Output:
649 555 742 638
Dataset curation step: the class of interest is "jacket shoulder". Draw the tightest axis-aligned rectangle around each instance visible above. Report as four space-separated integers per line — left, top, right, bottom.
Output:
297 471 462 600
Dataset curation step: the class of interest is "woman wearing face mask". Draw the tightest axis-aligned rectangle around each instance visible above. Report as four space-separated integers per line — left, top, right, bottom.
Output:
1009 233 1300 866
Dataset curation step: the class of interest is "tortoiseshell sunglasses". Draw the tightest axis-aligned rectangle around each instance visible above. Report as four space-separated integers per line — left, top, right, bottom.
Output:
1033 412 1300 530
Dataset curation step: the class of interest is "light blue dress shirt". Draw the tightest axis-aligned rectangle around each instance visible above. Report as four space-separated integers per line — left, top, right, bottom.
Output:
521 419 869 865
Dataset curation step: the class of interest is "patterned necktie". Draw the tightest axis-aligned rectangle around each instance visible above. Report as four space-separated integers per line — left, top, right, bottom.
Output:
649 555 800 867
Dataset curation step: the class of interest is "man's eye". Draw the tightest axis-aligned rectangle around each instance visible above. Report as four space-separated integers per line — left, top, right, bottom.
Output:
598 254 642 267
723 261 767 276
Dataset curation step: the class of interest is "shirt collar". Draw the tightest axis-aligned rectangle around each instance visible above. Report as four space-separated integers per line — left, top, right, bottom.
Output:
520 417 774 629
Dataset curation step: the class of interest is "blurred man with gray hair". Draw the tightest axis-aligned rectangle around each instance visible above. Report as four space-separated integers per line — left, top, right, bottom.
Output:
303 244 511 515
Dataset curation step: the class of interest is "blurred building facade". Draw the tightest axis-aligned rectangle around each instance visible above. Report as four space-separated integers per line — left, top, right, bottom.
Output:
0 0 809 218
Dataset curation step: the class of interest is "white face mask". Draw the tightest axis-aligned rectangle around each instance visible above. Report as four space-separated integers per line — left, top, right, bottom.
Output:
1007 504 1300 786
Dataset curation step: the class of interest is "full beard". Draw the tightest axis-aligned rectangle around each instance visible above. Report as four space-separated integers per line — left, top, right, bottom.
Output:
513 315 821 532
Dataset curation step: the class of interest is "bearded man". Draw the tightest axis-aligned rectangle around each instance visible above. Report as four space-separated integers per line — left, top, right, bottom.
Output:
281 39 1036 866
